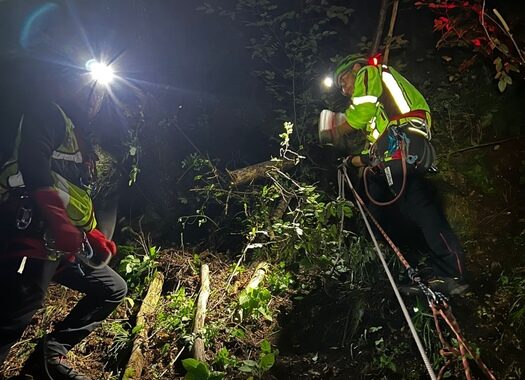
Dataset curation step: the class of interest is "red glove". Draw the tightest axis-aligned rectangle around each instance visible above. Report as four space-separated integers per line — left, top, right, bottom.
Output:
33 188 83 254
86 228 117 258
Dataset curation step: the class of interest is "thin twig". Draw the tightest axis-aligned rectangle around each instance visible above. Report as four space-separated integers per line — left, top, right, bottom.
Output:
492 8 525 63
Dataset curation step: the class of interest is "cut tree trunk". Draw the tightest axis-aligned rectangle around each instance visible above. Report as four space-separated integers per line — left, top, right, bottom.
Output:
227 160 295 186
236 262 270 321
192 264 211 362
123 271 165 380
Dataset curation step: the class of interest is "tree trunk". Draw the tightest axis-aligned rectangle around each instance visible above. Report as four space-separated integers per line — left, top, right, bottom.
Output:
371 0 390 56
123 271 165 380
383 0 400 64
192 264 211 362
227 160 295 186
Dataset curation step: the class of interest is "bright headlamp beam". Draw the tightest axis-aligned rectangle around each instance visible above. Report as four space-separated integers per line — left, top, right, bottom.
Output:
85 59 114 85
323 76 333 88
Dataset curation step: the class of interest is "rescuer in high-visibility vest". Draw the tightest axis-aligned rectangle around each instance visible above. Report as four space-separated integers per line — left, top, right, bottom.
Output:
329 54 468 296
0 5 126 379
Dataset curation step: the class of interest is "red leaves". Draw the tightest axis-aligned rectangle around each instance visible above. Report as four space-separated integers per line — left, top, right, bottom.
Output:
434 16 451 31
471 38 482 47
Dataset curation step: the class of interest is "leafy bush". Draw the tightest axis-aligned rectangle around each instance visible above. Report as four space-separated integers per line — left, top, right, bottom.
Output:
118 244 160 298
156 287 196 338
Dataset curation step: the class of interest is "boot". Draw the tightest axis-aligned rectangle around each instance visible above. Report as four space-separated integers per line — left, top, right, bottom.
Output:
398 276 469 297
20 339 91 380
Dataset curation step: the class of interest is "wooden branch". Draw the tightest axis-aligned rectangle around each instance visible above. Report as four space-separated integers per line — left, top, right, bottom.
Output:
227 160 295 186
236 262 270 321
371 0 389 56
191 264 211 362
272 195 291 221
383 0 400 64
246 262 270 292
123 271 165 380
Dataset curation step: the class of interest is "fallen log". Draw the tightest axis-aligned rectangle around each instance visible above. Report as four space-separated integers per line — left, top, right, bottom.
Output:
191 264 211 362
227 160 295 186
236 262 270 321
123 271 165 380
245 262 270 292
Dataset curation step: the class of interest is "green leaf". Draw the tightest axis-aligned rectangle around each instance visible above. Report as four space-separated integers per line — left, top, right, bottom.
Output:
183 358 211 380
259 353 275 370
260 339 272 353
182 358 201 370
493 57 503 72
498 78 507 92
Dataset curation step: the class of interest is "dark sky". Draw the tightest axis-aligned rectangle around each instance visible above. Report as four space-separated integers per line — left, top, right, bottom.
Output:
0 0 270 161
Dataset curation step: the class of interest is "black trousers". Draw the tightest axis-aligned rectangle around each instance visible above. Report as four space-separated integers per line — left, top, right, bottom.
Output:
364 164 466 279
0 256 127 366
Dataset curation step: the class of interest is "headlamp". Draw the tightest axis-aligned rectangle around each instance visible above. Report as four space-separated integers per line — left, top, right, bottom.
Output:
85 59 114 85
322 76 334 88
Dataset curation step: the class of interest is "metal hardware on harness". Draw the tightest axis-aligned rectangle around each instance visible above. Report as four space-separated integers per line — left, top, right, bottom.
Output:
15 195 33 230
43 231 110 269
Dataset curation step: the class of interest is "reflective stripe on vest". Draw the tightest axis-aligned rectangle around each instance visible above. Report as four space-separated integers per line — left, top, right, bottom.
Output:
352 95 379 105
52 151 83 163
381 68 411 114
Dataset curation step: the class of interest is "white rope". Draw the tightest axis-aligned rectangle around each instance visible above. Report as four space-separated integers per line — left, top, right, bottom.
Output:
340 165 437 380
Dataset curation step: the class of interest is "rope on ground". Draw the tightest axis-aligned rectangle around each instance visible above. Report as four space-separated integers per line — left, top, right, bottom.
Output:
339 163 437 380
338 162 498 380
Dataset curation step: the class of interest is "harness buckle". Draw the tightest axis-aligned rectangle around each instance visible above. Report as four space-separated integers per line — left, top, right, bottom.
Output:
15 195 33 230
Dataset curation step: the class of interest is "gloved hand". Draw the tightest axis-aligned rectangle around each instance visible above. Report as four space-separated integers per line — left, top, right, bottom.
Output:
33 188 83 254
86 228 117 260
348 154 370 167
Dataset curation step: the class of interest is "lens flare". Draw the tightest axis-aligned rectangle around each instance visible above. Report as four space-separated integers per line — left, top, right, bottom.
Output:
85 59 114 85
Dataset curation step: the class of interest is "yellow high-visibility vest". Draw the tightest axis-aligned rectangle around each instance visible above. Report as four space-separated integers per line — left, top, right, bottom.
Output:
0 104 96 231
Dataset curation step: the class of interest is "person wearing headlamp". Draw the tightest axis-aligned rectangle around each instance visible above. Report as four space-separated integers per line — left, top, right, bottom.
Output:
321 53 468 296
0 5 126 379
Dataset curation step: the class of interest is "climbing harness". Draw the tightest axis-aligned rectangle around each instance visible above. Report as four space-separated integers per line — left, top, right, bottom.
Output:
337 162 497 380
43 230 111 271
364 123 436 206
